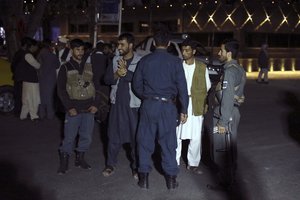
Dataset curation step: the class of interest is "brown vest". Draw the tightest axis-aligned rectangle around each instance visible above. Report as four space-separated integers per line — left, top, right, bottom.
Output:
190 60 207 116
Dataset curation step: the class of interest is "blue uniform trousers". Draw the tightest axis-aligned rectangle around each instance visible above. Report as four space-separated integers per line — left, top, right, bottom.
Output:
59 113 95 154
137 100 179 176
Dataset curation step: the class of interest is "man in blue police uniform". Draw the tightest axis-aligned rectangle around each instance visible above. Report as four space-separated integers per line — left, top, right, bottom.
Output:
212 39 246 189
132 31 189 190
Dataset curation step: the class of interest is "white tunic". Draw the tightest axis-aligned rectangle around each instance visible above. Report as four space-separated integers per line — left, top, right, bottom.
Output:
176 61 211 140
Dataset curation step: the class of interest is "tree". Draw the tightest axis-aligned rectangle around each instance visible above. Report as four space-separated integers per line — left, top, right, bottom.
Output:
0 0 47 61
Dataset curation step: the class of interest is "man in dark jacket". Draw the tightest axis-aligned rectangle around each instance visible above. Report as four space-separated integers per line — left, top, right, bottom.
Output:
132 31 189 190
38 39 60 119
90 41 111 123
11 37 32 116
19 38 40 121
257 43 269 84
57 39 101 175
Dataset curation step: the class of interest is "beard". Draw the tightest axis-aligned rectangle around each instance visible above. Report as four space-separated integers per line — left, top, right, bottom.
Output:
73 54 83 61
119 48 129 56
218 56 227 63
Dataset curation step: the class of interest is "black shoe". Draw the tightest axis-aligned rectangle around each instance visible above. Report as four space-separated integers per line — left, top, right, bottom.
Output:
165 175 178 190
75 152 91 169
57 152 69 175
138 173 149 189
31 117 41 122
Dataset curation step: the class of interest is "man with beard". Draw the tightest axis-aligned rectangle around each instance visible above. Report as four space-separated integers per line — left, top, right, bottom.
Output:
57 39 101 174
211 39 246 189
102 33 142 179
176 39 211 174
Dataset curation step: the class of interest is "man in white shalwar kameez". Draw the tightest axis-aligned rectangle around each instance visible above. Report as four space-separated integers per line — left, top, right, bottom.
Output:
176 39 211 174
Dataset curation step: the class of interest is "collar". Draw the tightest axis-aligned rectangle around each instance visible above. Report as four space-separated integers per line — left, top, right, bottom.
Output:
154 48 167 53
70 57 84 69
224 59 238 69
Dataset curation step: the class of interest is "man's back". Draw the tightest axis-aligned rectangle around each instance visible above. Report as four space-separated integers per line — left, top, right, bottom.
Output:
134 49 185 99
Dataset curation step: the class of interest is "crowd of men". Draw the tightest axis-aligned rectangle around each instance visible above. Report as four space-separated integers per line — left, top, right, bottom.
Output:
10 31 246 191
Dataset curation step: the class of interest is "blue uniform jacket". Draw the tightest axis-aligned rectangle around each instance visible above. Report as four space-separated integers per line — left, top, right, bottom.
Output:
132 49 189 114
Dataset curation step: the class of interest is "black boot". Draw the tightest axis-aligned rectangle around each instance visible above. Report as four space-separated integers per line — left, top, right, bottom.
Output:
165 175 178 190
138 173 149 189
57 152 69 175
75 152 91 169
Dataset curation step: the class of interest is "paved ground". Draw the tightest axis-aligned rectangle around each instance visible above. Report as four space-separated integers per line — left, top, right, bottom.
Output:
0 78 300 200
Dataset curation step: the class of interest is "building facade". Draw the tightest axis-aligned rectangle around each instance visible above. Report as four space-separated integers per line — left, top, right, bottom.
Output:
58 0 300 71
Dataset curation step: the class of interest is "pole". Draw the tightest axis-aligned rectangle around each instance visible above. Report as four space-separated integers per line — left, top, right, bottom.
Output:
118 0 122 36
93 0 98 47
149 3 152 34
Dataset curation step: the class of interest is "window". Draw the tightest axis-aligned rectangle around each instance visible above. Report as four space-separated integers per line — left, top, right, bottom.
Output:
246 32 300 48
101 25 118 33
245 33 267 47
139 21 149 33
69 24 89 33
78 24 89 33
290 34 300 47
122 23 133 32
185 32 234 47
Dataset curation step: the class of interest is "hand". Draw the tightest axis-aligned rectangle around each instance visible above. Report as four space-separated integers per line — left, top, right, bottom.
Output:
88 106 98 114
116 67 127 77
180 113 188 124
68 108 77 116
118 58 127 69
217 124 227 134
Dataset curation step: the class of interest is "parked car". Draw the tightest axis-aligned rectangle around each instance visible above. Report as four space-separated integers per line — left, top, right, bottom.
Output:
0 58 14 114
135 35 223 83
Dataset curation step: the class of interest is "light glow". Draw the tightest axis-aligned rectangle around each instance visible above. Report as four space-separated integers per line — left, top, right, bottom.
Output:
255 7 271 30
275 7 289 32
295 14 300 28
280 59 285 72
292 58 296 71
240 2 253 29
239 58 299 73
189 11 202 30
204 4 221 30
221 6 238 27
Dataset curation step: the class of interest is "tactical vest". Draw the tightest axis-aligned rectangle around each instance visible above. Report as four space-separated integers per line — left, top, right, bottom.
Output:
65 63 95 100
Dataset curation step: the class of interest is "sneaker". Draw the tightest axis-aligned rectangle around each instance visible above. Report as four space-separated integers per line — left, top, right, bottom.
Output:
102 166 115 177
132 169 138 180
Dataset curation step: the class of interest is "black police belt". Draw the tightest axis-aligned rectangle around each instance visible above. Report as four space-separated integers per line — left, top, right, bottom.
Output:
146 96 175 104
